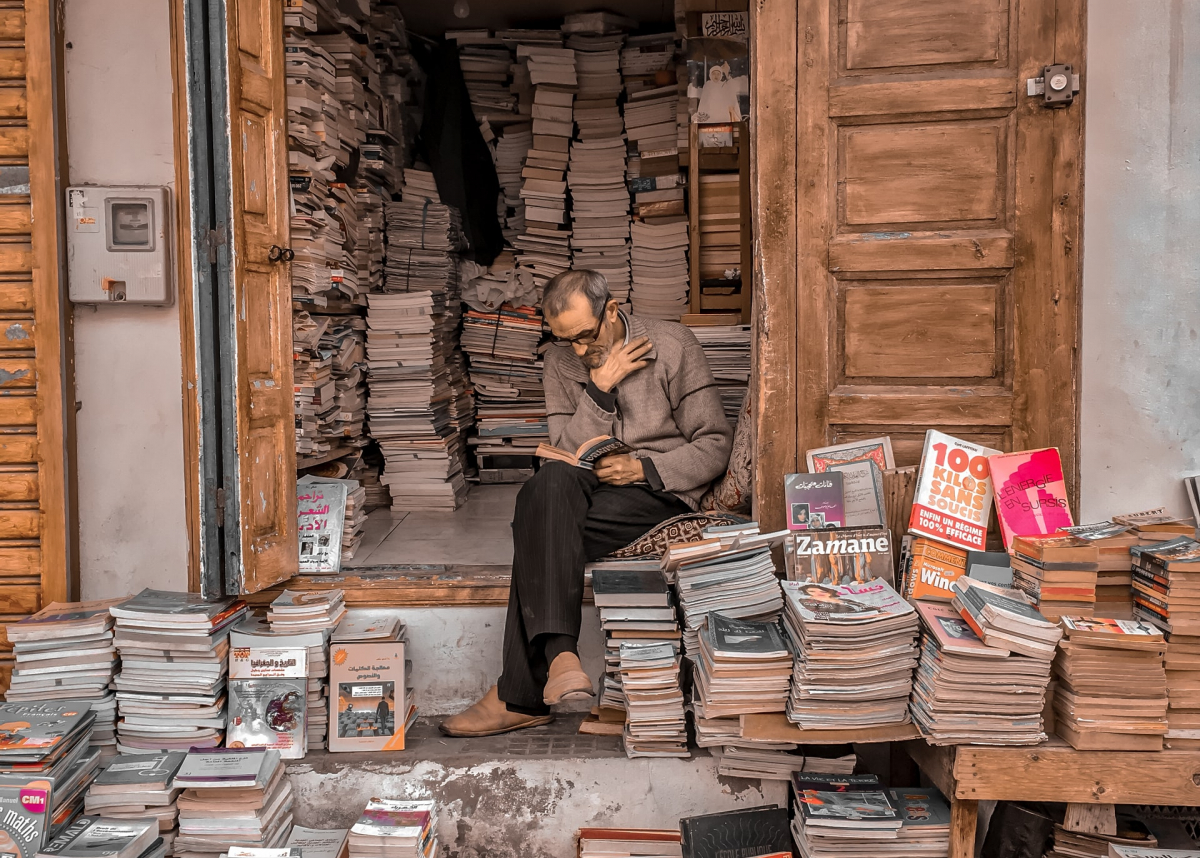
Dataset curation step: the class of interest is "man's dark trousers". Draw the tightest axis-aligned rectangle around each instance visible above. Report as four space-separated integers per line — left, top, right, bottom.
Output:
498 461 689 714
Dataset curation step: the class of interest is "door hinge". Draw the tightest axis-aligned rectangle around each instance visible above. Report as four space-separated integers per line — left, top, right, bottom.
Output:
1026 64 1080 107
206 226 227 264
214 486 227 524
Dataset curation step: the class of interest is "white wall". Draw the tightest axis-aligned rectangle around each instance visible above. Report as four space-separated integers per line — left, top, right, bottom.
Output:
64 0 190 598
1079 0 1200 522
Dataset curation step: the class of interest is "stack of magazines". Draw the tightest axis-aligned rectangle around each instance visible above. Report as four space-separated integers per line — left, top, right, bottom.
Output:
110 590 247 753
0 701 100 842
5 598 123 758
781 579 919 729
790 773 904 858
910 601 1054 745
619 642 688 758
84 751 185 855
693 613 791 719
348 797 437 858
38 815 163 858
171 748 292 858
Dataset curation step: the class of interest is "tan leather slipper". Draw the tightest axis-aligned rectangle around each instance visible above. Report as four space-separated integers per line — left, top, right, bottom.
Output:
439 686 554 737
543 652 595 705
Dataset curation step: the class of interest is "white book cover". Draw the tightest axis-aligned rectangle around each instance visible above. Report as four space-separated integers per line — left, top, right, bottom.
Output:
908 430 1001 551
297 476 348 574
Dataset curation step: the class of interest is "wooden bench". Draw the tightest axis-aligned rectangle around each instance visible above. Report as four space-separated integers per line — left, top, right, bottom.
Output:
906 738 1200 858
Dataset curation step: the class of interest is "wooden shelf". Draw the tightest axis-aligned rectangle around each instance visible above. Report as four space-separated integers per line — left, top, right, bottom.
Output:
741 713 920 745
245 565 514 607
296 446 351 470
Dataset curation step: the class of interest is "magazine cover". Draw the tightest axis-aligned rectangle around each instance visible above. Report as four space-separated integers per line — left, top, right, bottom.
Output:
782 581 882 624
0 782 49 858
908 430 1001 551
988 448 1074 548
784 472 846 531
797 790 898 822
329 641 406 752
297 478 349 575
227 678 308 760
787 527 894 587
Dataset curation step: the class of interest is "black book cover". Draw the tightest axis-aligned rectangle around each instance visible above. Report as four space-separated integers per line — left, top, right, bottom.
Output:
680 805 791 858
704 614 787 658
591 568 670 606
791 772 881 793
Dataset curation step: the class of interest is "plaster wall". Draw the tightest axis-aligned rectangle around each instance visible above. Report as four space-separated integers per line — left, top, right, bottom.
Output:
1079 0 1200 521
64 0 190 598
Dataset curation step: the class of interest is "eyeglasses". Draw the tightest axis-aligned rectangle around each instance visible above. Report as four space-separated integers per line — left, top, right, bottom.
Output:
552 315 604 346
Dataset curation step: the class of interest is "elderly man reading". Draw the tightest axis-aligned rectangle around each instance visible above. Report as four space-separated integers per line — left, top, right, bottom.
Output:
440 269 733 737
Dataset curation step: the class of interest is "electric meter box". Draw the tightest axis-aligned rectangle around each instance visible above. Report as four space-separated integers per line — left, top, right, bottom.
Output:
66 186 173 305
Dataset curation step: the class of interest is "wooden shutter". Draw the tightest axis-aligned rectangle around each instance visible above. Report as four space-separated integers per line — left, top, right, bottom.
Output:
0 1 75 690
753 0 1084 528
223 0 296 592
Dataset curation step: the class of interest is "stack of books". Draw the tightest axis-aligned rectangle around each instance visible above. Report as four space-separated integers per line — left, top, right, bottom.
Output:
39 816 163 858
790 773 905 858
110 591 247 753
1010 534 1099 620
693 613 791 719
265 589 341 749
285 825 349 858
590 560 680 715
84 751 184 854
578 828 681 858
661 529 786 656
493 125 533 243
455 36 517 124
781 579 919 729
172 749 292 858
348 798 437 858
512 37 575 290
459 304 548 479
1126 537 1200 749
1061 521 1140 619
628 220 689 321
911 601 1056 745
0 702 100 841
1115 508 1197 544
696 172 743 292
709 745 807 782
1052 616 1168 750
267 589 346 633
1043 817 1163 858
687 324 751 422
365 289 471 513
952 576 1064 659
681 806 790 858
5 599 122 758
618 642 688 758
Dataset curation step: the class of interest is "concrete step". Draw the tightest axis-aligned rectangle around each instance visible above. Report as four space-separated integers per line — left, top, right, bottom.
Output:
287 714 787 858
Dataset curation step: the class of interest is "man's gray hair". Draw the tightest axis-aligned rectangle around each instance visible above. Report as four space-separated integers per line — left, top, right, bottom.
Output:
542 269 611 320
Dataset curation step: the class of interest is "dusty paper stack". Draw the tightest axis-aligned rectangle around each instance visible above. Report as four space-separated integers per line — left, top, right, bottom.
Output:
781 578 918 729
348 798 437 858
5 599 123 758
84 751 185 854
910 600 1055 745
688 324 750 422
693 613 791 719
619 641 688 758
661 526 786 657
1052 616 1168 750
110 591 247 754
1060 521 1140 620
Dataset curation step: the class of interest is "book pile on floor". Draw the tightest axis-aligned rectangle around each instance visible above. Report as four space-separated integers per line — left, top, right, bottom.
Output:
460 304 548 478
1052 616 1168 750
349 797 437 858
565 16 631 304
790 773 907 858
589 560 680 715
680 806 790 858
1010 534 1099 621
619 641 688 758
693 613 791 719
0 701 100 840
1061 521 1139 619
5 599 121 759
84 751 184 853
661 528 786 656
578 828 681 858
1129 536 1200 748
781 578 918 729
41 815 164 858
172 748 293 858
110 590 247 754
688 324 751 422
1043 815 1165 858
512 36 575 290
910 601 1056 745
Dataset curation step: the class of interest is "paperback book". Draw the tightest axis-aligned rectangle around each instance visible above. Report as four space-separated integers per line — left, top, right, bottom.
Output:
908 430 1000 551
988 447 1073 548
784 472 845 530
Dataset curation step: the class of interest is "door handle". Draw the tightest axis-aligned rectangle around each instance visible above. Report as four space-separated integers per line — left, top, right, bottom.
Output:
268 245 294 263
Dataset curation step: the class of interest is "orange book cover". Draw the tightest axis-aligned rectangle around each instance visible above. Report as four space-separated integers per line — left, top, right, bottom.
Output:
328 640 406 752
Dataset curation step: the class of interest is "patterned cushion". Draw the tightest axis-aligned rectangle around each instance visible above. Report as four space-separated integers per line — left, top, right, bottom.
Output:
700 392 753 514
605 512 750 560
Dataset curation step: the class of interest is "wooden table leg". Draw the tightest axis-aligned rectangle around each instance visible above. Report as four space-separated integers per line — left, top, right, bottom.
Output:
950 797 979 858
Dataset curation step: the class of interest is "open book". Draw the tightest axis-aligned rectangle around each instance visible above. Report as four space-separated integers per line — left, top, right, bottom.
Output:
535 435 633 469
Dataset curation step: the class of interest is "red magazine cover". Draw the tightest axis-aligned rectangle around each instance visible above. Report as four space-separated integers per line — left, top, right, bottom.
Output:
988 448 1073 549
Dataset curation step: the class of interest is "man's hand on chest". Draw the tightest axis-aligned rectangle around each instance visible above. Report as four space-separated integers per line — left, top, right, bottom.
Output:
590 336 652 393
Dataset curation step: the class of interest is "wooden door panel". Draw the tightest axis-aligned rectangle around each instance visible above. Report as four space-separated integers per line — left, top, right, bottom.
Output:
844 0 1009 70
226 0 296 593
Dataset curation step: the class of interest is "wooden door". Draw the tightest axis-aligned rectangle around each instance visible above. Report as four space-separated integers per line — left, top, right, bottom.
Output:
223 0 296 592
752 0 1084 529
